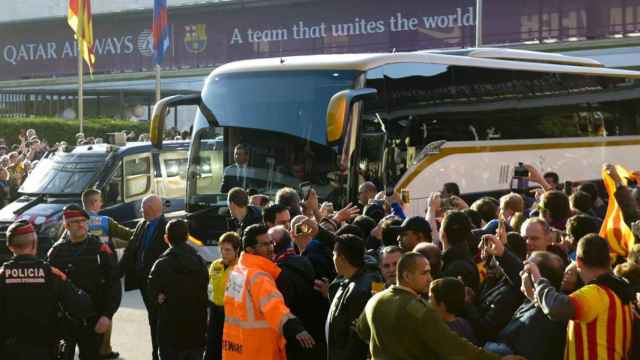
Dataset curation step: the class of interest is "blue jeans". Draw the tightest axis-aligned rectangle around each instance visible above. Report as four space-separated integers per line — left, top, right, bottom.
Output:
159 347 204 360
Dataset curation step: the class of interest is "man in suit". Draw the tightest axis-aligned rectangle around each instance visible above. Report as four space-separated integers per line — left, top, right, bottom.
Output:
120 195 168 360
221 143 251 193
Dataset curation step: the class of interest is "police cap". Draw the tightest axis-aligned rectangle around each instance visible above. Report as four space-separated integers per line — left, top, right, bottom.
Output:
62 204 90 221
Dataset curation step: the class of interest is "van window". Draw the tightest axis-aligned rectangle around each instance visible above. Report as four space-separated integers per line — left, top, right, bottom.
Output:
158 152 188 200
124 156 151 198
104 162 123 206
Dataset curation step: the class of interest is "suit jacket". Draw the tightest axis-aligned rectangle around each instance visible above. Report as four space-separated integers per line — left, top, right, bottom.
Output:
221 164 248 193
120 215 168 291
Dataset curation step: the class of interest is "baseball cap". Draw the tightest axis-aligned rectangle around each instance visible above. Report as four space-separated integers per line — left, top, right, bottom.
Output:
398 216 431 236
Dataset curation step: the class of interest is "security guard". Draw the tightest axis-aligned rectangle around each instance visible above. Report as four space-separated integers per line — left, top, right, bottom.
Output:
0 220 92 360
47 204 122 360
82 188 133 359
223 224 315 360
82 188 133 249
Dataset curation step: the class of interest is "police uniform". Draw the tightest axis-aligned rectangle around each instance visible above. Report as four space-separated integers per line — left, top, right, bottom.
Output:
0 220 93 360
47 208 122 360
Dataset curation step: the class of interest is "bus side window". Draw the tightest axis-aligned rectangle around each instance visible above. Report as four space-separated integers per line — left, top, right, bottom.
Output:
124 155 152 200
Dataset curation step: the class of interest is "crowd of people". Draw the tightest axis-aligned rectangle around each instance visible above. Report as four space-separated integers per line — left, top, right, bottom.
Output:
0 129 49 206
0 127 174 208
0 154 639 360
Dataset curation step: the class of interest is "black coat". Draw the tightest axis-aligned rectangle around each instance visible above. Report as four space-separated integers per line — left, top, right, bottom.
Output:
120 216 168 291
147 242 209 351
496 300 566 360
0 255 93 350
463 249 525 344
47 234 122 319
441 243 480 294
301 225 339 282
326 266 384 360
227 205 263 238
276 253 328 360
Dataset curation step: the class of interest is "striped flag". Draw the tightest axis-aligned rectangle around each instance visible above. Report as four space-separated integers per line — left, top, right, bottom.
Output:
599 165 637 258
67 0 95 72
152 0 170 65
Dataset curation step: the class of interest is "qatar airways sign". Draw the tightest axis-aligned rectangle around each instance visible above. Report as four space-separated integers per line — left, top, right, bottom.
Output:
3 36 138 65
0 0 638 81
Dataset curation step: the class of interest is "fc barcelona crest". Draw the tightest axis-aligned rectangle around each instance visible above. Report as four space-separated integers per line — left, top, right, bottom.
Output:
184 24 207 54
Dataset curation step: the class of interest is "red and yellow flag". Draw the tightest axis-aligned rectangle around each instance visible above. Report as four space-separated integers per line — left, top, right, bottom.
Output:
68 0 95 72
599 165 637 258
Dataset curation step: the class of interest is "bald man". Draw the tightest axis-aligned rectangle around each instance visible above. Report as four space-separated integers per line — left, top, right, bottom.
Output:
358 182 377 211
120 195 168 360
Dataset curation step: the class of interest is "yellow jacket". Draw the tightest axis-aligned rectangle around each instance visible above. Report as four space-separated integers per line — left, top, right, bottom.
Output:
209 258 232 306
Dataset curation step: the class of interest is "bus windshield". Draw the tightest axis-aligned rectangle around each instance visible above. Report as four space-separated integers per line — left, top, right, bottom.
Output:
201 69 359 145
188 70 360 207
20 152 108 195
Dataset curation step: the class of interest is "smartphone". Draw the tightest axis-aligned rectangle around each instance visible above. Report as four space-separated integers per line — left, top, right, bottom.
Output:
523 271 534 291
400 188 410 204
299 181 312 201
563 181 573 196
441 196 454 211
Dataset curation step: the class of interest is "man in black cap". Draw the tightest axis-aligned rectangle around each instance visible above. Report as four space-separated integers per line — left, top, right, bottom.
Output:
0 220 92 360
48 204 122 360
397 216 432 252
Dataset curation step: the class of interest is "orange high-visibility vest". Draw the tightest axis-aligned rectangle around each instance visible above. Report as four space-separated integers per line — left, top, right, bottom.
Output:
222 252 295 360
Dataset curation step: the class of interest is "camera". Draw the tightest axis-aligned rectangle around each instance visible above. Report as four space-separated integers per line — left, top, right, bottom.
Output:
440 196 454 211
510 162 530 193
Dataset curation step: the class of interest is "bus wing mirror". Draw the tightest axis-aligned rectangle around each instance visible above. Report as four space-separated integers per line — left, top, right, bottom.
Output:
150 94 202 149
326 88 378 146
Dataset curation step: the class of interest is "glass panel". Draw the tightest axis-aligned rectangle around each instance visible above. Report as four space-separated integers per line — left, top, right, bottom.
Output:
364 62 640 145
201 70 359 145
103 162 122 206
19 152 107 194
124 157 151 198
188 127 224 203
223 127 340 201
164 158 188 178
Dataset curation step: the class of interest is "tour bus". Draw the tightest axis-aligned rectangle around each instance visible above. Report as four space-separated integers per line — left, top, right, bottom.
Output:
150 48 640 243
0 140 192 261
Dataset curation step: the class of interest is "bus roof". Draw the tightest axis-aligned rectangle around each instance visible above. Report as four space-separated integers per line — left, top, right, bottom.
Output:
211 48 640 79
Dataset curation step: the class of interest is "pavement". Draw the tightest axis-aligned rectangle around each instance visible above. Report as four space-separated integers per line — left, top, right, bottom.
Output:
110 288 152 360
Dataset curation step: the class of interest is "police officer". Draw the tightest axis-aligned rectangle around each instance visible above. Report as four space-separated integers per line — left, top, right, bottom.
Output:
47 204 122 360
0 220 92 360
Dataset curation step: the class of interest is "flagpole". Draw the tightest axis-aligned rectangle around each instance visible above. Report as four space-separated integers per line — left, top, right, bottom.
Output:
155 64 161 103
77 0 84 135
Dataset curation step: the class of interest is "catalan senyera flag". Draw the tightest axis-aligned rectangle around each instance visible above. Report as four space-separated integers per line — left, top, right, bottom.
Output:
599 165 637 258
152 0 170 65
68 0 95 72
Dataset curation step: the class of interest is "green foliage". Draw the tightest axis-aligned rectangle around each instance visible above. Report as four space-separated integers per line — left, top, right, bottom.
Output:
0 117 149 145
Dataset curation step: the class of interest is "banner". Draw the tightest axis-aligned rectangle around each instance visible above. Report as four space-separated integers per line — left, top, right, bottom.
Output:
1 0 640 81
